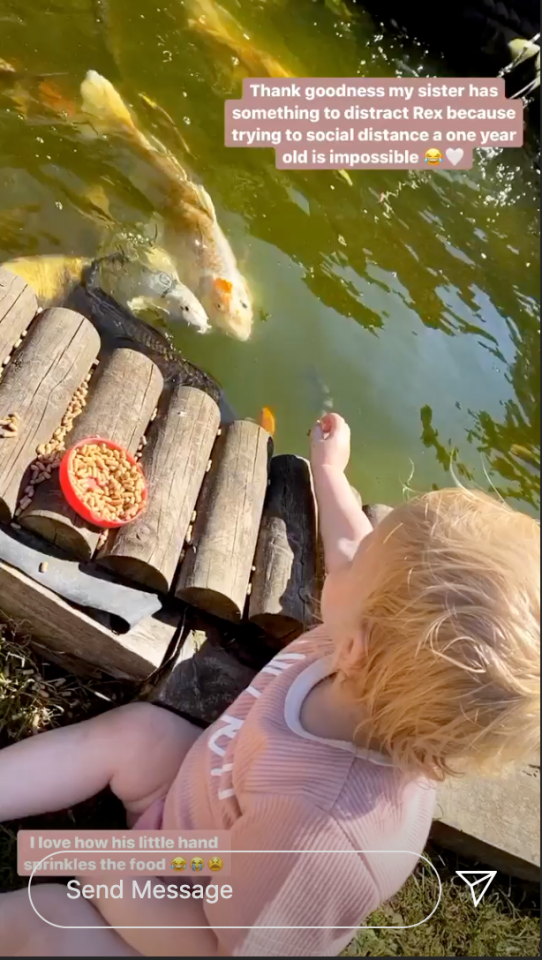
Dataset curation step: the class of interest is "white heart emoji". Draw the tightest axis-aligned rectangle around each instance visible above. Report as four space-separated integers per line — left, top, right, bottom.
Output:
446 148 464 166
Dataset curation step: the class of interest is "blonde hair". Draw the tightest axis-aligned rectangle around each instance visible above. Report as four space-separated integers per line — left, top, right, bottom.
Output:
341 488 540 782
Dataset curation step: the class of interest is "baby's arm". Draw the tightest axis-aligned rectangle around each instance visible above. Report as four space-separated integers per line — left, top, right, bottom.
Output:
310 413 373 573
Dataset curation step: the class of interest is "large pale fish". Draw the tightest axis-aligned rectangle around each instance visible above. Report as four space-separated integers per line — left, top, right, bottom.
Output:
93 249 210 334
2 252 220 398
79 70 253 341
2 248 210 333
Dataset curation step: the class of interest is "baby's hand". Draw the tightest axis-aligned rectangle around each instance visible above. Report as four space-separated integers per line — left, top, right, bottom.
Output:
310 413 351 472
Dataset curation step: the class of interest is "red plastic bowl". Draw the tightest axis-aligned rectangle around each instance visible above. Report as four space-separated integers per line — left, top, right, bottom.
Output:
59 436 148 529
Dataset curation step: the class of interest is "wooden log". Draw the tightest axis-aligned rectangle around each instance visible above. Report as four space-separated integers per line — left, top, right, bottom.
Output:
176 419 273 621
21 348 164 559
98 385 220 593
0 308 100 523
0 561 175 680
248 455 318 640
139 611 260 727
0 267 39 366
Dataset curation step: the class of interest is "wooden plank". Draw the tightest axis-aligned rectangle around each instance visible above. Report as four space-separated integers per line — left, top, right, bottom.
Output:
0 266 39 366
21 348 164 559
176 420 273 622
0 307 101 523
248 454 318 639
0 561 175 681
98 385 220 592
432 754 541 884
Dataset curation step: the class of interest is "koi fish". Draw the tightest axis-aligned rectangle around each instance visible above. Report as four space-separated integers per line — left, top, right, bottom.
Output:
3 255 90 308
0 58 16 75
186 0 295 79
92 249 210 333
259 406 276 436
79 70 253 341
2 246 210 333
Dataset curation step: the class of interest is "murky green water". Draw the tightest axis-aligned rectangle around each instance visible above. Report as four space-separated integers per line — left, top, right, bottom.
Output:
0 0 539 514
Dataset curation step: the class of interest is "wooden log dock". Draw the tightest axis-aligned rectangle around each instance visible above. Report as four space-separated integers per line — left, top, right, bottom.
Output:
0 263 336 684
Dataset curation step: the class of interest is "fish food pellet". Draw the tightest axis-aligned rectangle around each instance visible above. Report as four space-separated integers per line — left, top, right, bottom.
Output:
68 442 146 523
0 412 20 438
14 371 92 519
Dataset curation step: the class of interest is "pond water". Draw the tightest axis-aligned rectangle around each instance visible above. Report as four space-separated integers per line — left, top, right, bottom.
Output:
0 0 539 515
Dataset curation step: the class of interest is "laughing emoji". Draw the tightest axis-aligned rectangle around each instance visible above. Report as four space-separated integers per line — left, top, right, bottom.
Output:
171 857 186 872
424 148 443 166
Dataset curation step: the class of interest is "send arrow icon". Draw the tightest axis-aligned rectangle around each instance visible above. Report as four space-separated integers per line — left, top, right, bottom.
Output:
455 870 497 907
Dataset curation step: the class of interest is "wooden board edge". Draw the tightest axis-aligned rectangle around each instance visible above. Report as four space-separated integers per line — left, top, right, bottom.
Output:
0 560 175 681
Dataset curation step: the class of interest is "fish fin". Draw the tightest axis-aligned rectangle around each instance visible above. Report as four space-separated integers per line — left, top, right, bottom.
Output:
184 180 217 221
138 92 194 157
0 58 17 74
188 20 227 45
9 81 32 117
142 244 178 275
81 70 135 130
336 169 353 187
260 55 295 79
84 183 111 215
128 296 153 314
80 70 152 151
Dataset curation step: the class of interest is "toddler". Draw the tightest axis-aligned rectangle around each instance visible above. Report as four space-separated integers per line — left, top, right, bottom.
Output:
0 413 539 957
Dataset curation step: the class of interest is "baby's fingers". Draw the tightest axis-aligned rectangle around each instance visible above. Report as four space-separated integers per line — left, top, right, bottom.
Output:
320 412 345 437
310 413 346 444
309 420 323 442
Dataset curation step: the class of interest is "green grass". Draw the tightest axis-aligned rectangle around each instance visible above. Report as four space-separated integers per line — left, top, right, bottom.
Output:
0 621 126 747
0 624 539 956
344 850 540 957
